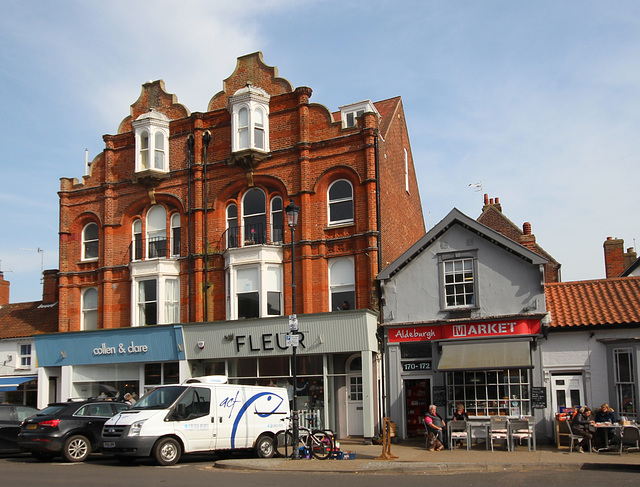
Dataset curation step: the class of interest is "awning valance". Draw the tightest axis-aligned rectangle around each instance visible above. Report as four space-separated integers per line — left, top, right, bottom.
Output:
0 375 37 391
436 340 532 371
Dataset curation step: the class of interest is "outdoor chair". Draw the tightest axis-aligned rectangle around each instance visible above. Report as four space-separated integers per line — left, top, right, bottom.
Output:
448 420 468 450
508 419 535 452
620 425 640 455
489 417 510 451
565 419 591 453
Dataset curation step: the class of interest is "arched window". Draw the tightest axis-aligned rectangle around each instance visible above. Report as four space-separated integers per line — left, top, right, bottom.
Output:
329 258 355 311
328 180 354 225
82 288 98 331
243 188 266 244
154 132 165 170
226 203 238 248
82 222 99 261
170 213 181 257
147 206 167 259
238 107 249 150
140 131 149 170
132 220 142 261
270 196 283 243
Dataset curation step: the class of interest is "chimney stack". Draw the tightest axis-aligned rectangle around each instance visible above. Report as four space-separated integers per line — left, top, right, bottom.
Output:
604 237 626 278
482 194 502 213
0 271 9 305
42 269 59 304
519 222 537 251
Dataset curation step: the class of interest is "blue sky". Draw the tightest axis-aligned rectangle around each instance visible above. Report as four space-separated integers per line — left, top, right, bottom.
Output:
1 0 639 303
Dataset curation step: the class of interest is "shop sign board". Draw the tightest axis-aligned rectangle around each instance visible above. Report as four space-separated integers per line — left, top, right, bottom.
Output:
388 318 540 343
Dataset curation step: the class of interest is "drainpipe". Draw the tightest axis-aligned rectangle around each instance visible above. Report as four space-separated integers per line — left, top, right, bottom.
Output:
374 130 386 422
202 131 211 322
187 134 194 323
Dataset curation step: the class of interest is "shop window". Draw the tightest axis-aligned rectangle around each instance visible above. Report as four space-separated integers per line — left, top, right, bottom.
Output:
329 258 355 311
327 180 353 226
144 362 179 386
446 369 531 417
442 257 476 308
82 288 98 330
614 348 637 418
82 222 99 261
19 344 32 367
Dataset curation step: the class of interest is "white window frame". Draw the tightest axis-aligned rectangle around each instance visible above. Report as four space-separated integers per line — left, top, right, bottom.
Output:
228 84 271 153
137 278 158 326
82 222 99 261
226 203 238 248
226 261 284 320
164 278 180 324
328 257 355 311
270 196 283 244
327 179 354 226
441 256 477 309
132 219 143 261
242 188 267 245
19 343 32 368
404 148 410 194
132 110 170 173
339 100 380 129
170 213 181 257
82 287 98 331
130 265 181 327
146 205 167 259
614 348 637 418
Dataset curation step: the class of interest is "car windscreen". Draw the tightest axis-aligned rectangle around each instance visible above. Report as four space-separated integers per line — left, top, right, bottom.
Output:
131 386 187 410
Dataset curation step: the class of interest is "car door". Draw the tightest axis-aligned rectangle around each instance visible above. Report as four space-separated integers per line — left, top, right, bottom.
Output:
74 403 115 448
170 387 214 452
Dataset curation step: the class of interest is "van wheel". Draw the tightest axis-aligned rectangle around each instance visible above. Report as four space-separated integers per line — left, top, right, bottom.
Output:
153 437 181 466
255 434 275 458
62 435 91 462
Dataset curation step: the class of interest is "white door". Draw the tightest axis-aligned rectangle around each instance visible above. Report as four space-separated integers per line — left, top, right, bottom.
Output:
551 374 584 412
346 356 364 436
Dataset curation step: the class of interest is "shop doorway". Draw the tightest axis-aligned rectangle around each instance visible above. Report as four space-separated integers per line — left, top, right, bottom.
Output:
405 378 431 438
346 355 363 436
551 374 584 412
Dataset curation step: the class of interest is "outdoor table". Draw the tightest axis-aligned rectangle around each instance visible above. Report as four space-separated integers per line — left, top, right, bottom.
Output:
594 422 623 452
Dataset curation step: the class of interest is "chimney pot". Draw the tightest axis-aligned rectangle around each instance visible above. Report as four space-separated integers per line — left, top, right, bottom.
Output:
523 222 532 235
484 194 489 205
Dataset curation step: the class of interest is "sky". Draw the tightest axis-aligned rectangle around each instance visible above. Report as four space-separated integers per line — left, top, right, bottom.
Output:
0 0 639 304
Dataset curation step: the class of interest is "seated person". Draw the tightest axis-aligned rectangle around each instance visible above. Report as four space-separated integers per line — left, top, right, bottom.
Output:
425 404 447 450
595 403 618 448
570 406 595 453
453 403 469 421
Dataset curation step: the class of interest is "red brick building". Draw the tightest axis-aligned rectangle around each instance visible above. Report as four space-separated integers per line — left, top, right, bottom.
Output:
58 52 424 332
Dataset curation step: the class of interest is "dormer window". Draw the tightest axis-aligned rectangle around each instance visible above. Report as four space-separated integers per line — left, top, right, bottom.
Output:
339 100 380 129
228 83 270 153
132 109 170 174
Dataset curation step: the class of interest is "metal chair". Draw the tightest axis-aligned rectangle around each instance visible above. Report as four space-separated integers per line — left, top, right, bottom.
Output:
619 425 640 455
565 419 591 453
448 420 468 450
509 419 535 452
489 417 510 451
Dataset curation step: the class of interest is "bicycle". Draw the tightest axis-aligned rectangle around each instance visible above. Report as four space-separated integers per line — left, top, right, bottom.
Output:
274 414 334 460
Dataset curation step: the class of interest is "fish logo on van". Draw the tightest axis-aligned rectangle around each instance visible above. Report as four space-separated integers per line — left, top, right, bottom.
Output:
230 391 285 448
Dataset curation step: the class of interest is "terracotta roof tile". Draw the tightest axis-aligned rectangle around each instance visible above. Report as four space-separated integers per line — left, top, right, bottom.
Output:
545 276 640 328
0 301 59 339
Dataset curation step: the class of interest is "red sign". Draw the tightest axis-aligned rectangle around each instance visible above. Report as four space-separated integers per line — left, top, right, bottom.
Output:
388 318 540 343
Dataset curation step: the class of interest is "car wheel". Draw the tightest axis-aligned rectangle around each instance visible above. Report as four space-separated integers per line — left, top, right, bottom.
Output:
153 437 181 466
62 434 91 462
255 434 275 458
31 451 56 462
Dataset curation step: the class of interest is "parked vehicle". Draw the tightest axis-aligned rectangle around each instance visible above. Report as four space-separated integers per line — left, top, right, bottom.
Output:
101 376 289 465
17 399 130 462
0 404 38 453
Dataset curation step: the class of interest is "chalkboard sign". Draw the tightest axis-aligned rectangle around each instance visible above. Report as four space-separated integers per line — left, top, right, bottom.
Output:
433 386 446 407
531 386 547 409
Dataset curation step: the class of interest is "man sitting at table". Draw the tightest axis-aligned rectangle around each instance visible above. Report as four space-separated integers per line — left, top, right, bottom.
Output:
595 403 618 448
571 406 596 453
425 404 447 450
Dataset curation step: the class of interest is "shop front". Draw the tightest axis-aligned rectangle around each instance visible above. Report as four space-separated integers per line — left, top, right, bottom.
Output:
32 325 186 408
386 317 544 439
182 310 380 439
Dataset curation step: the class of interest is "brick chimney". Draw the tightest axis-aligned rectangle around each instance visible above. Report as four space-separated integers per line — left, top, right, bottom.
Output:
604 237 626 278
519 222 537 252
625 247 637 270
42 269 59 304
482 194 502 213
0 270 9 305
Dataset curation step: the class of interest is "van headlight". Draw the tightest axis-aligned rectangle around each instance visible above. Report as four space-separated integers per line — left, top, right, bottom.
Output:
128 420 146 437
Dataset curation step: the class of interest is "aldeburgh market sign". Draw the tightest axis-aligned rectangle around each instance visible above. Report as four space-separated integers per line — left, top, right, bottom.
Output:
388 318 540 343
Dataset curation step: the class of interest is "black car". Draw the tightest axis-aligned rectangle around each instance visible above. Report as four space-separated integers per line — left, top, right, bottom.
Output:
17 399 129 462
0 404 38 453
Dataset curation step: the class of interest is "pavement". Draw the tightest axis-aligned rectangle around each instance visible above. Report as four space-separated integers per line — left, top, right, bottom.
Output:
214 439 640 474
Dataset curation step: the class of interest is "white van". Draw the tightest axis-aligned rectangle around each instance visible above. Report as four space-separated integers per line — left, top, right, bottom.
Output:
101 376 289 465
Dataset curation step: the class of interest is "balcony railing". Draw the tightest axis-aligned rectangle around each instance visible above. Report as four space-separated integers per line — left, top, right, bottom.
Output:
221 223 283 251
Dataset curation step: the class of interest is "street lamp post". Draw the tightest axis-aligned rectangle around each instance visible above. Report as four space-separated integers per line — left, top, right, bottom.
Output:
285 198 300 459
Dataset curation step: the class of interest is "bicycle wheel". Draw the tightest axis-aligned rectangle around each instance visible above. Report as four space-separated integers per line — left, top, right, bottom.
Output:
310 430 334 460
275 430 295 458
